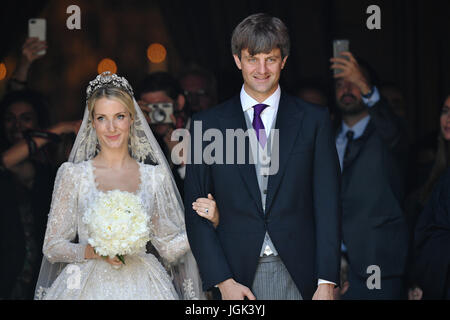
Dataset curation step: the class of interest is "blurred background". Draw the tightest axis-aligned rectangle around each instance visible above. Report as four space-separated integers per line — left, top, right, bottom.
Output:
0 0 449 148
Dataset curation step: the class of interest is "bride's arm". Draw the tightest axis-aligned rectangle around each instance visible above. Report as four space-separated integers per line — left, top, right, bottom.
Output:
42 162 86 264
149 167 189 265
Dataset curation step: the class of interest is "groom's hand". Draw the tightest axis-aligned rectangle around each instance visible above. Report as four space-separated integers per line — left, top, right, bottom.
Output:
217 278 256 300
312 283 335 300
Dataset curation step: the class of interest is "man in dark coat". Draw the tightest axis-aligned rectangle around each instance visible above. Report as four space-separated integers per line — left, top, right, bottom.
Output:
330 52 409 299
184 13 341 300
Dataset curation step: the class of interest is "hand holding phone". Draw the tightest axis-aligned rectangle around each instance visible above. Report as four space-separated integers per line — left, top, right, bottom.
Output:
28 18 46 56
330 47 372 95
22 37 47 63
332 39 349 75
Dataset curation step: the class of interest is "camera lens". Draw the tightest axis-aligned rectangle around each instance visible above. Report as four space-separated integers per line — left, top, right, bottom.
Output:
152 108 166 123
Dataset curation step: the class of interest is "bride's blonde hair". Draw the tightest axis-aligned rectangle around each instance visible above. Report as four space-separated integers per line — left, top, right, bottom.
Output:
87 86 136 122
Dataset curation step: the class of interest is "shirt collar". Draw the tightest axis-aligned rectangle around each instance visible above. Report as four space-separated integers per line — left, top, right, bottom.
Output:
340 115 371 140
240 85 281 113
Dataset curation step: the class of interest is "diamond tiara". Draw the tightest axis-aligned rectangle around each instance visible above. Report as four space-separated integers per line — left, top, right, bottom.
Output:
86 71 134 100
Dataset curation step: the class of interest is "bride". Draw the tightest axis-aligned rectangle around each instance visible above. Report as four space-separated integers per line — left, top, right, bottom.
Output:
34 72 204 300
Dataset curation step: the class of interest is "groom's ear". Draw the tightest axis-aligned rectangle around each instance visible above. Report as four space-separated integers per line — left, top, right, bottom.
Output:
233 54 242 70
281 55 288 69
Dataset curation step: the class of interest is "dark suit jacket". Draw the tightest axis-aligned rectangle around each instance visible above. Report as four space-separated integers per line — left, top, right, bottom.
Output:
184 92 342 299
338 98 409 279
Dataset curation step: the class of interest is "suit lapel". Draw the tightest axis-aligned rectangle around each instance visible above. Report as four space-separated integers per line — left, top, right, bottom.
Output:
265 93 305 216
217 96 263 213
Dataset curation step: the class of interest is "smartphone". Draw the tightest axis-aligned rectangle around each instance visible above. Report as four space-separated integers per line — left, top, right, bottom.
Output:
28 18 46 55
332 39 349 75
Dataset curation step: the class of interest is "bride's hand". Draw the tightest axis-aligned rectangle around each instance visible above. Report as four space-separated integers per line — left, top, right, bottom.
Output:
103 256 123 266
192 193 219 228
84 244 123 266
84 244 99 260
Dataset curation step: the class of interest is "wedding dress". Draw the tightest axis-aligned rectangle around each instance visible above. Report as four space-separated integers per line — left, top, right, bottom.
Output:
36 160 190 299
34 72 203 300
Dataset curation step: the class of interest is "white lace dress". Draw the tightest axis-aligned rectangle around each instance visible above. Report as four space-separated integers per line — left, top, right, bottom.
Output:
38 160 190 300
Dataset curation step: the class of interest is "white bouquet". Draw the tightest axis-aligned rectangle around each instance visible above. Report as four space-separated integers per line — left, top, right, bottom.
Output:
83 190 150 265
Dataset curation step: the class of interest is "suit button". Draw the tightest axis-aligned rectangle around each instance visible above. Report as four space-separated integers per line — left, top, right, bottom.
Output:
263 189 267 194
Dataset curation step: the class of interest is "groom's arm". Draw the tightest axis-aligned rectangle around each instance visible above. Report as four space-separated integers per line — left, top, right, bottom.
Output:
312 108 342 287
184 114 234 291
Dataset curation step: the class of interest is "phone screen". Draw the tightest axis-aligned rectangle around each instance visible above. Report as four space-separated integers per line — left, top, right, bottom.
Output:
333 39 349 75
28 18 46 55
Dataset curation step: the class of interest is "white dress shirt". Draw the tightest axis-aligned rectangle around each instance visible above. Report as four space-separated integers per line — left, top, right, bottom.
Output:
240 85 280 135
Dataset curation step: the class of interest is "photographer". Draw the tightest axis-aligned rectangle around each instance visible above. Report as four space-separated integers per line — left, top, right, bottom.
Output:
136 72 188 196
178 64 218 114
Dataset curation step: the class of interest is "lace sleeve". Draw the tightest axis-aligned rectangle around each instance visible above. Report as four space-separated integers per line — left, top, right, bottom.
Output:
42 162 86 264
149 166 190 265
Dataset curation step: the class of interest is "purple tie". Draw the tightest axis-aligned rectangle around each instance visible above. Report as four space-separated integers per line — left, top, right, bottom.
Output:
252 104 268 147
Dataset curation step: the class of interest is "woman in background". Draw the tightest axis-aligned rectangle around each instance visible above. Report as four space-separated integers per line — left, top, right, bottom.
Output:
409 94 450 299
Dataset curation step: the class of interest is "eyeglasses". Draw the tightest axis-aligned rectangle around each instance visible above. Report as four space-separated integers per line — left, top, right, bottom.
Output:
184 89 207 97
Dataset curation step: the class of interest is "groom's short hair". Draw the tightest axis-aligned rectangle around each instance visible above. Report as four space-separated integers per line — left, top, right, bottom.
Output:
231 13 290 59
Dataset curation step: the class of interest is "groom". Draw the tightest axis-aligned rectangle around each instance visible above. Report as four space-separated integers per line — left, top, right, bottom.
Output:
184 13 341 300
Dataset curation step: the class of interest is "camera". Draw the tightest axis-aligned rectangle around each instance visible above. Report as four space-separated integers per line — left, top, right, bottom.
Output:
147 102 174 124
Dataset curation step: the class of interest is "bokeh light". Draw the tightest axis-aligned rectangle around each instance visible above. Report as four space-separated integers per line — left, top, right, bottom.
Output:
97 58 117 74
147 43 167 63
0 62 7 80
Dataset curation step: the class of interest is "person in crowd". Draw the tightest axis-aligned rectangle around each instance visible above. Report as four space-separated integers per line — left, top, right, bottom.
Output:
379 83 407 121
330 51 410 299
418 95 450 213
412 155 450 299
179 64 218 117
0 90 79 299
7 37 47 92
136 72 188 196
0 37 79 299
0 91 81 170
406 93 450 299
296 80 334 121
296 81 329 107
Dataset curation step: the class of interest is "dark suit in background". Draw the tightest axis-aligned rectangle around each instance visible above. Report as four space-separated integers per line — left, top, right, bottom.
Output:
338 98 409 299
